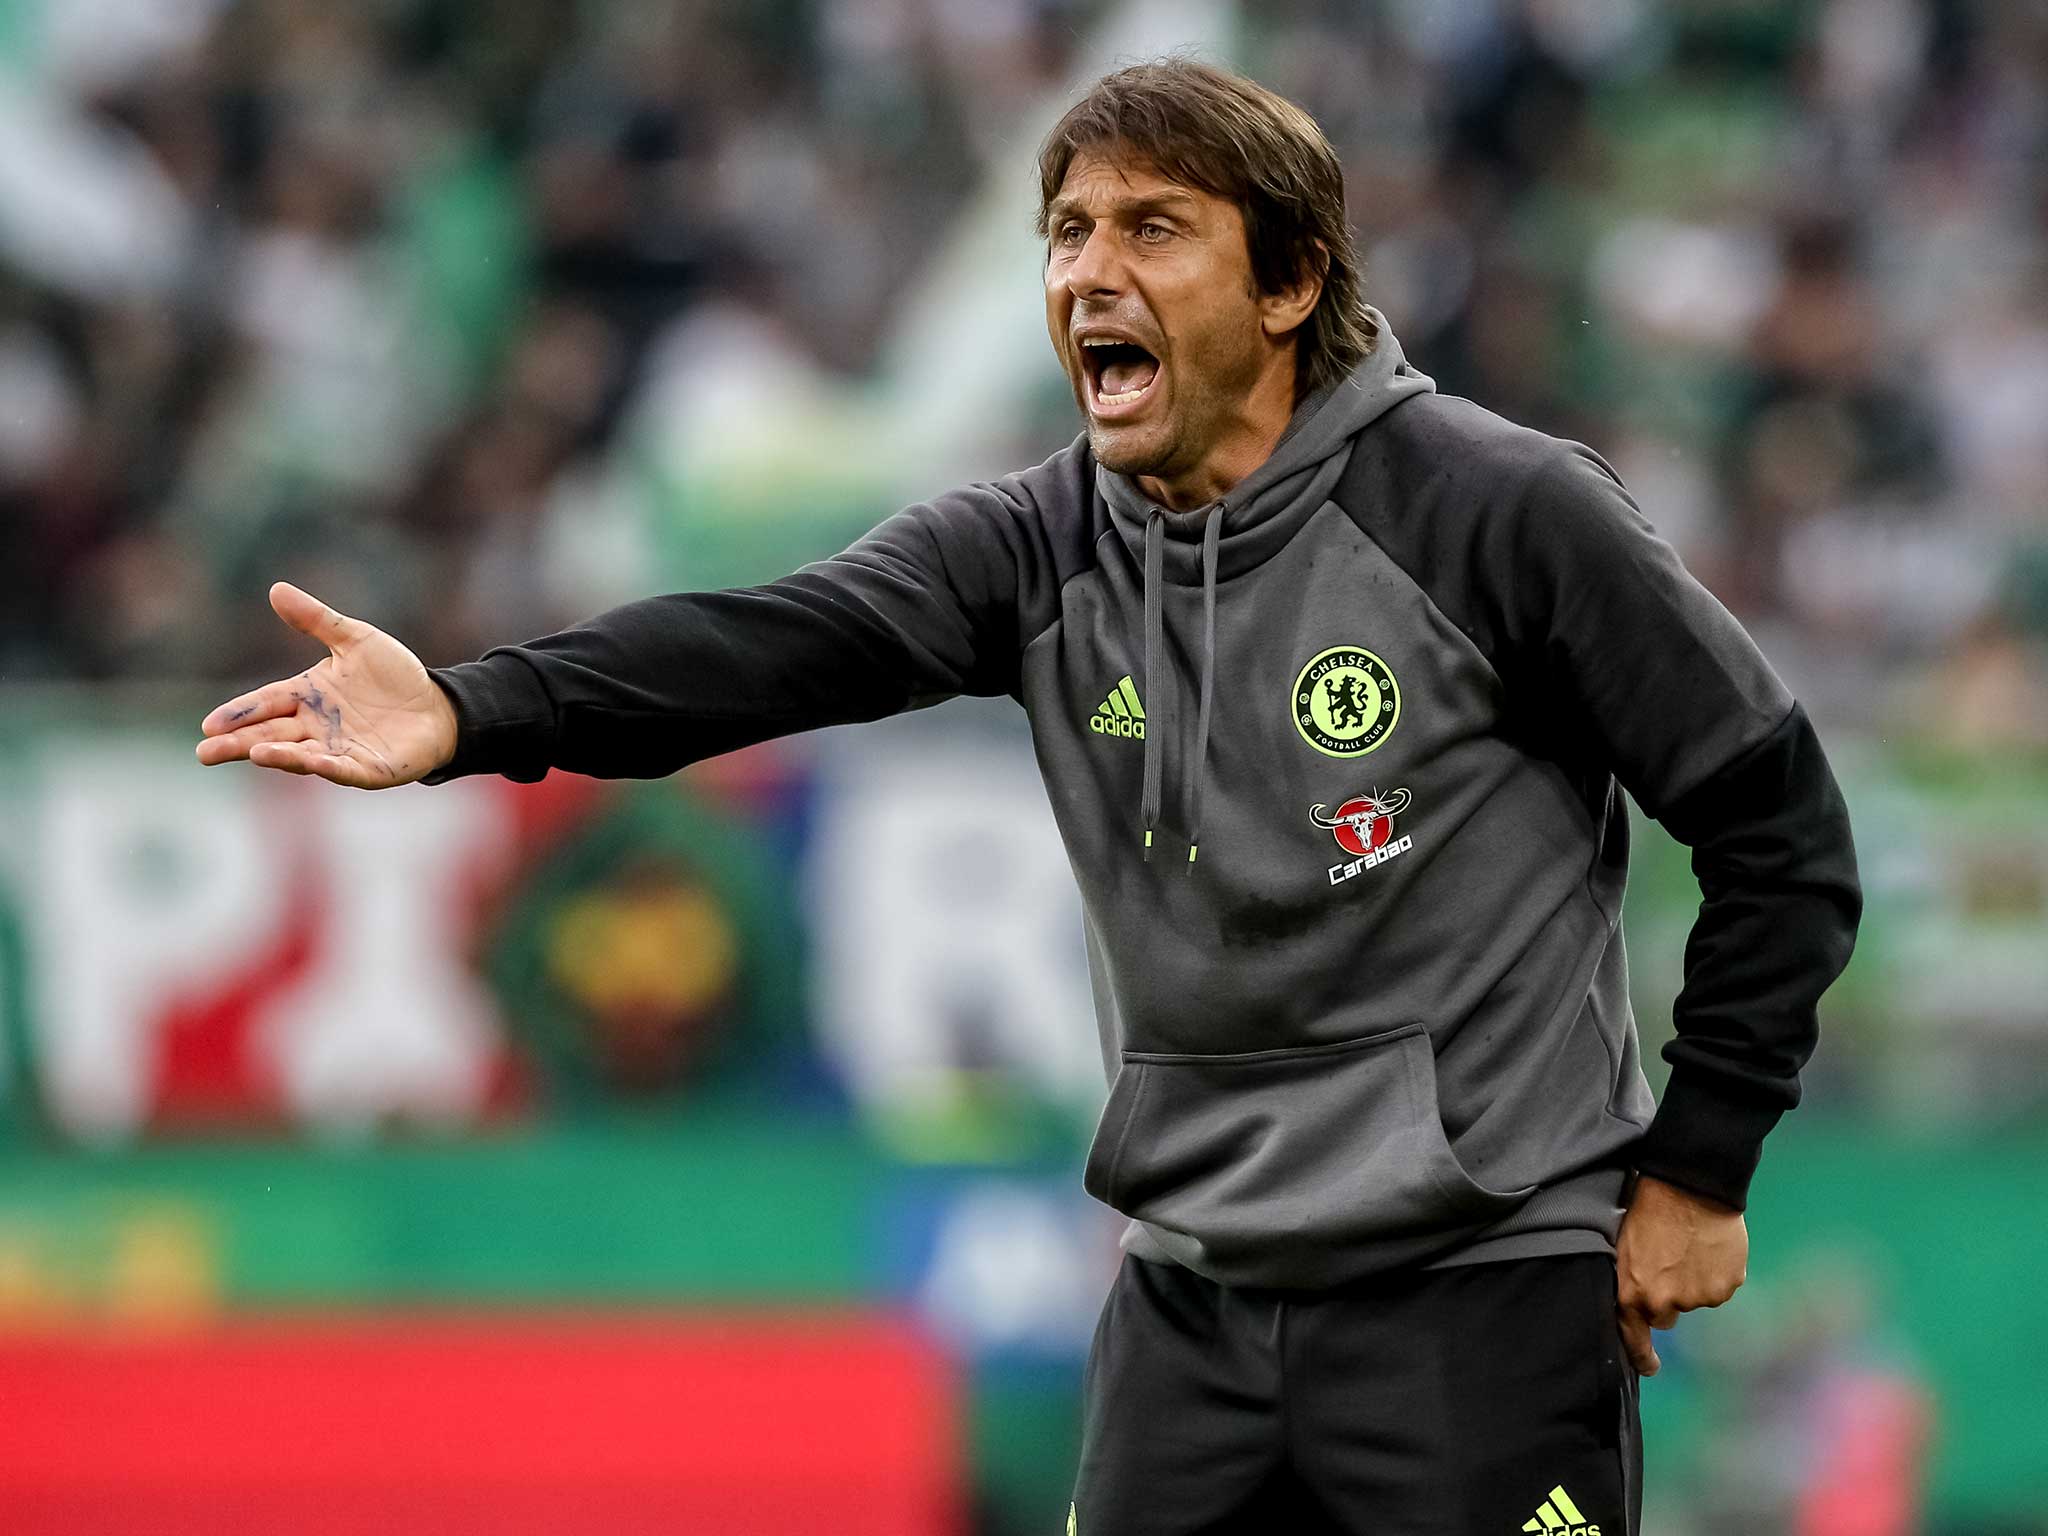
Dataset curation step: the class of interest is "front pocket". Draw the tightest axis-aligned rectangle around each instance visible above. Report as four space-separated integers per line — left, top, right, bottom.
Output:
1082 1025 1536 1288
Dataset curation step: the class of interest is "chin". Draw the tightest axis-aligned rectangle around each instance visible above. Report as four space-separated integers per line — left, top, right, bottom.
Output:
1086 419 1174 478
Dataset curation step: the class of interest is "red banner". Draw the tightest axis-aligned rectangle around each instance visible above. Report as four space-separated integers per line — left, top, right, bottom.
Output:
0 1311 963 1536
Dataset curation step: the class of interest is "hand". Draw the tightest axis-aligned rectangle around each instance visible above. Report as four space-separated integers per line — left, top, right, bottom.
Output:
1613 1171 1748 1377
195 582 459 789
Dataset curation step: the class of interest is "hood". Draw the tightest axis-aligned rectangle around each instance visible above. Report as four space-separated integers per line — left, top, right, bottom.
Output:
1096 308 1436 584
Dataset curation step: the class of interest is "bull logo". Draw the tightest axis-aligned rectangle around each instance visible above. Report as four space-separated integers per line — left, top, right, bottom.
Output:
1308 786 1411 857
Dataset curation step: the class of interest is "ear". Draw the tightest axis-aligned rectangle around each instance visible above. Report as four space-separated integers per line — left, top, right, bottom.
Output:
1259 240 1327 342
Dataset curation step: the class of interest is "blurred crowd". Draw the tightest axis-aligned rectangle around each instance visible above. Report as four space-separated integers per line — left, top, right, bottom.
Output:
0 0 1089 680
0 0 2044 745
1256 0 2048 747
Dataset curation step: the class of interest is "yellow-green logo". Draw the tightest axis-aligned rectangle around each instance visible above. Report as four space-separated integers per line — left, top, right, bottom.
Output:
1521 1481 1598 1533
1067 1502 1077 1536
1292 646 1399 757
1090 674 1146 740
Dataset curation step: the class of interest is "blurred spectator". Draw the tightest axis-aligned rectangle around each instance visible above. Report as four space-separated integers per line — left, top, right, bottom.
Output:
1685 1256 1937 1536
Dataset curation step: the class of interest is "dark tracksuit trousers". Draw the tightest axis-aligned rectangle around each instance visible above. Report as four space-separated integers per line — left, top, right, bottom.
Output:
1071 1253 1639 1536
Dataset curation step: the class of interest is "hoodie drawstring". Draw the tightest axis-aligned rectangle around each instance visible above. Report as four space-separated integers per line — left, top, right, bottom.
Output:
1141 509 1165 859
1138 501 1224 872
1186 502 1223 870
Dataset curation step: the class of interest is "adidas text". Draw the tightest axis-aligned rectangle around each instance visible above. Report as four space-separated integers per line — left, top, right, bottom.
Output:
1088 674 1147 742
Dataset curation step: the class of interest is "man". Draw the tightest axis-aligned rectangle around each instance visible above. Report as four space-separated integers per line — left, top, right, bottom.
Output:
198 61 1861 1535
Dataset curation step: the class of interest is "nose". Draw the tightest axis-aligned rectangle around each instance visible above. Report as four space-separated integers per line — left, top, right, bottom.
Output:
1062 225 1125 302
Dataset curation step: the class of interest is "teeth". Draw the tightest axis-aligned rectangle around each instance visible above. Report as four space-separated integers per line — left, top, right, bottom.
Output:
1078 336 1154 407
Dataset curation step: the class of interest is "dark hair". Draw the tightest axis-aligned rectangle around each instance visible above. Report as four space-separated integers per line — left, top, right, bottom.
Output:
1035 59 1375 397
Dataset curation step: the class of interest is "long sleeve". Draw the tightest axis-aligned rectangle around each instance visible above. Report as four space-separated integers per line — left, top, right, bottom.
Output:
1634 703 1862 1206
420 482 1042 785
1507 448 1863 1210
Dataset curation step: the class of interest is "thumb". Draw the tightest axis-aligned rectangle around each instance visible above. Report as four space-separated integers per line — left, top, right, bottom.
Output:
1618 1306 1661 1377
270 582 365 651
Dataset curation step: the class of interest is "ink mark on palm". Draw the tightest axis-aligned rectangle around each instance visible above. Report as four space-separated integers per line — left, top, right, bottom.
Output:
303 685 344 749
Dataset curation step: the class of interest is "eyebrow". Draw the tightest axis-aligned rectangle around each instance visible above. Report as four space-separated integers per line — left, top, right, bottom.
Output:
1045 190 1204 228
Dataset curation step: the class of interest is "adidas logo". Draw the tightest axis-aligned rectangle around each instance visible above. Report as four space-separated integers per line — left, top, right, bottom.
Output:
1522 1483 1600 1534
1089 675 1146 740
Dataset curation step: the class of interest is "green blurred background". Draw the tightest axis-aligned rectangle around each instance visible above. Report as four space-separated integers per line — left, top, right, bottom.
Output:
1 1 2045 1532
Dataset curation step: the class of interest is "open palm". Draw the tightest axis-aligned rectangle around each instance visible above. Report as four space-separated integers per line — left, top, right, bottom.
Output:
195 583 459 789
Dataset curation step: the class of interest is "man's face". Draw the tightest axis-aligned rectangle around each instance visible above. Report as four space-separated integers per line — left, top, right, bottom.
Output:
1043 153 1273 487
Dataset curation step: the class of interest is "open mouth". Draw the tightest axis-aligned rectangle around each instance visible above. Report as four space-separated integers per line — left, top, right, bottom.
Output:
1081 338 1161 417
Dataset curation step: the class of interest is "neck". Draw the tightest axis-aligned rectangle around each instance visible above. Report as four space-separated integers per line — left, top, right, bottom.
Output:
1136 352 1299 512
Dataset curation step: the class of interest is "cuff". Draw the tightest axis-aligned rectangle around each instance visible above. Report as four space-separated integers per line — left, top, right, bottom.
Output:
418 654 557 785
1631 1068 1787 1212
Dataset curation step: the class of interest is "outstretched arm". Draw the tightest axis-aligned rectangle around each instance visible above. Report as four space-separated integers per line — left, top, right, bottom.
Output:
421 487 1035 783
201 482 1044 788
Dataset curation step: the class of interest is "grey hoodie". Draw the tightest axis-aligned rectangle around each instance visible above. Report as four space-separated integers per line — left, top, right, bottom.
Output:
423 312 1862 1290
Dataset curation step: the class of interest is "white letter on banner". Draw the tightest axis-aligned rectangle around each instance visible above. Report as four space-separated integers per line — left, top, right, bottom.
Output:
807 737 1100 1121
260 780 507 1134
33 746 282 1140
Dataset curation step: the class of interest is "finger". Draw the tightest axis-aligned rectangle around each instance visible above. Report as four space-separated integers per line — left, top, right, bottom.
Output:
1618 1308 1660 1377
269 582 366 651
201 678 307 736
247 741 380 788
196 716 313 765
